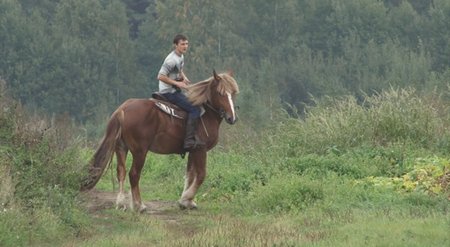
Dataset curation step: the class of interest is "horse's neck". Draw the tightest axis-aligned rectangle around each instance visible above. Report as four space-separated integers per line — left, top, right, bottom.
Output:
202 106 222 132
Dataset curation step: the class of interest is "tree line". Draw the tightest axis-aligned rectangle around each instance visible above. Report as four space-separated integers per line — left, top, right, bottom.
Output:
1 0 449 126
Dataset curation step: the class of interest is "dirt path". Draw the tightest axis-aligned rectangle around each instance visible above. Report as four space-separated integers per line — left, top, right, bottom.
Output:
77 189 209 241
80 189 181 223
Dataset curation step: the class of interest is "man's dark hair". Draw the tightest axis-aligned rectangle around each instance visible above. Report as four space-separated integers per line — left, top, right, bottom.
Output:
173 34 188 45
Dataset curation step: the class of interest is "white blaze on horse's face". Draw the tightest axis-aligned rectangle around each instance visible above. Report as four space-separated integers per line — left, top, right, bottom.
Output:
226 92 237 124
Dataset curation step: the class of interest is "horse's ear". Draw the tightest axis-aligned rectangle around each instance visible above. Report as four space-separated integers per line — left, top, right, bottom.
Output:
213 69 221 82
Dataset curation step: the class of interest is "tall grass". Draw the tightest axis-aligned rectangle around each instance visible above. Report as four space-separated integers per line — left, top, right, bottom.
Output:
259 89 443 155
0 80 90 246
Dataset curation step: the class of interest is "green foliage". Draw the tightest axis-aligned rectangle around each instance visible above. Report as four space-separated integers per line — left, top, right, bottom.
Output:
2 1 450 245
267 88 450 156
0 84 89 246
360 157 450 196
1 0 449 126
1 0 142 122
0 206 85 246
3 78 450 245
244 175 324 214
0 208 32 246
280 153 371 179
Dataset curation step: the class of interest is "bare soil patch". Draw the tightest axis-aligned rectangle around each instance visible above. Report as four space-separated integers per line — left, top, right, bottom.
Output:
79 189 206 238
80 189 180 222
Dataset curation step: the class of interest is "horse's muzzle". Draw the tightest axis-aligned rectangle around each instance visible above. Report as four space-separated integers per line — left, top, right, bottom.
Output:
220 108 238 124
225 115 238 125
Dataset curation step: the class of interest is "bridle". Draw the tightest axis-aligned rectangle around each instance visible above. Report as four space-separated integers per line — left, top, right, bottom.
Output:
204 102 226 119
204 100 239 119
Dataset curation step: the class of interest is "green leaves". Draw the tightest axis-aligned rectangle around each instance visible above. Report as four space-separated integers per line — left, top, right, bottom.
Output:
1 0 450 126
359 157 450 196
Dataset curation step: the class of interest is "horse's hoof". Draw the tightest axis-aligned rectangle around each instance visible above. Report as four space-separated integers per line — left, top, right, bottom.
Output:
139 204 148 213
115 204 127 211
178 200 197 210
130 201 147 213
116 193 127 211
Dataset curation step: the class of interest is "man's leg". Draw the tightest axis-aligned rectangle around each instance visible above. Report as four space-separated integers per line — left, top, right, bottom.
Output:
163 92 204 150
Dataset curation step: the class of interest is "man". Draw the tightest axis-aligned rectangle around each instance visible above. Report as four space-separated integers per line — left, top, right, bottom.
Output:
157 34 204 151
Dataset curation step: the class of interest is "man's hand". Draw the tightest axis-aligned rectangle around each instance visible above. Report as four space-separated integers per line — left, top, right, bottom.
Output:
183 77 191 85
181 71 191 85
158 74 189 90
176 80 189 89
176 76 190 89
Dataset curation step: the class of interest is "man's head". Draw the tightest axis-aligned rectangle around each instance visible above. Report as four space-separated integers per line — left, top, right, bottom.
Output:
173 34 188 55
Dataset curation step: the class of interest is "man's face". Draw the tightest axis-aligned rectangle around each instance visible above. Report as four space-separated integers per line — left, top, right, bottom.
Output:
175 39 189 54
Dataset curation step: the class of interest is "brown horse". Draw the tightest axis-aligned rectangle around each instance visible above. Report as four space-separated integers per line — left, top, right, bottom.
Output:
81 71 239 211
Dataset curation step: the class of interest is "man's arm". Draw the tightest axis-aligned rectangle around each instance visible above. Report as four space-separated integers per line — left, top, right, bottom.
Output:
157 57 188 89
180 70 191 84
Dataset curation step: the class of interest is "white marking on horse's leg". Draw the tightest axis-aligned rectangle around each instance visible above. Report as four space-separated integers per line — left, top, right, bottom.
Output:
181 177 197 201
183 168 195 193
178 200 197 210
139 203 147 213
116 181 127 210
116 192 126 210
128 191 147 213
183 175 190 192
178 199 197 210
179 177 198 209
227 92 236 122
129 191 135 211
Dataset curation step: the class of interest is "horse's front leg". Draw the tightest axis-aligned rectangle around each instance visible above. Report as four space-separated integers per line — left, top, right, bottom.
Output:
115 144 128 210
179 150 207 209
129 151 147 212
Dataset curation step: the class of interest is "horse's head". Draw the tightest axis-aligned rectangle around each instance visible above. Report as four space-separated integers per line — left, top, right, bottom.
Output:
187 70 239 124
209 70 239 124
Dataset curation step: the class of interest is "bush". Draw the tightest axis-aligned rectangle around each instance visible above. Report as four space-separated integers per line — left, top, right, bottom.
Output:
358 156 450 196
0 82 89 245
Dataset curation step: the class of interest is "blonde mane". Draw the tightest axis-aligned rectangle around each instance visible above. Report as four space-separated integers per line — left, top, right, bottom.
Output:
186 73 239 106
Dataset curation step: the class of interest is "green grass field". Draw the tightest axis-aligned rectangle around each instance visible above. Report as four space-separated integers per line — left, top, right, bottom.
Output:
69 147 449 247
1 88 449 246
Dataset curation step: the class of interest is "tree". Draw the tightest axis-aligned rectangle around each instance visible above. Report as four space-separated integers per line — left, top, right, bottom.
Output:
424 0 450 71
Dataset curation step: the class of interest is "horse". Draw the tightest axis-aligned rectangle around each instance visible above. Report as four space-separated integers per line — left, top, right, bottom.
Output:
81 71 239 211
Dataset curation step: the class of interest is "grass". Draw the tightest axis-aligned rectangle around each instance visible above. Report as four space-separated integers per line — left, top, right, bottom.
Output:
71 209 166 247
1 87 450 246
74 146 448 246
324 210 450 247
67 194 450 246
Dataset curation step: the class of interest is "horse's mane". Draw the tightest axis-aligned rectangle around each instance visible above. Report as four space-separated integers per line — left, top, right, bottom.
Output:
187 73 239 106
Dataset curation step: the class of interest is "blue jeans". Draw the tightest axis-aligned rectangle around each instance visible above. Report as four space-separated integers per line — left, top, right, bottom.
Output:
162 92 201 118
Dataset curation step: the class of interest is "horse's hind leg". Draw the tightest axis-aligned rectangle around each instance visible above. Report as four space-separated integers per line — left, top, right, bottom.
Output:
179 151 206 209
115 141 128 210
129 150 147 212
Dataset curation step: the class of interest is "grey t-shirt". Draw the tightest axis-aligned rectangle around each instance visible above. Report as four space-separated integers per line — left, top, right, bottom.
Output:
158 51 184 93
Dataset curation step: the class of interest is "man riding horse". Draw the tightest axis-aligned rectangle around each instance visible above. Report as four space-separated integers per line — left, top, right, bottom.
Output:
81 33 239 211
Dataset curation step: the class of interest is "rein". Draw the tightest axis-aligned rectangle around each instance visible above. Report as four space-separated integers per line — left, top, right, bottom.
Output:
204 102 225 118
204 101 239 119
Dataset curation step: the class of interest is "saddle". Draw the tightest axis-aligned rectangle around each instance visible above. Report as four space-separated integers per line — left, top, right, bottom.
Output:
151 92 187 119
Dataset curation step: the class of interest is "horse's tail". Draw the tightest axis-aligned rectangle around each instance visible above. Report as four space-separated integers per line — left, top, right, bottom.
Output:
80 109 124 191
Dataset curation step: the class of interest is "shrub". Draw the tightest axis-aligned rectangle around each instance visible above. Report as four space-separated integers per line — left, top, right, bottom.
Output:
0 81 88 245
358 156 450 196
